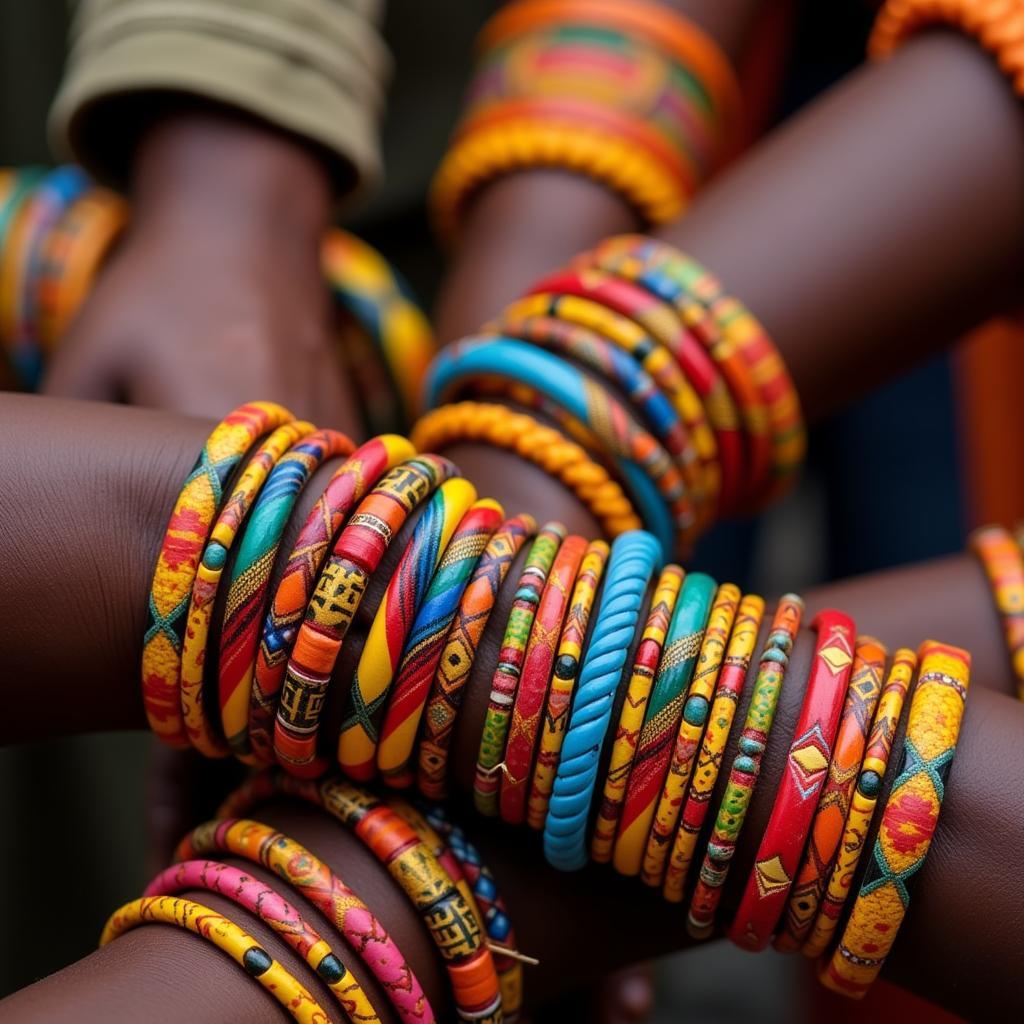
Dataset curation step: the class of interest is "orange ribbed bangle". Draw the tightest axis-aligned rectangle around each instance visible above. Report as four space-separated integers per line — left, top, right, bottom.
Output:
410 401 642 537
870 0 1024 96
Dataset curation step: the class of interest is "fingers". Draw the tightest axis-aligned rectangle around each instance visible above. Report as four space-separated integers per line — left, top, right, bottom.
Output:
598 964 655 1024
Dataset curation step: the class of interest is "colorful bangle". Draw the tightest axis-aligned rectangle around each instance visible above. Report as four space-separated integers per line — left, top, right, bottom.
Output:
663 593 765 902
275 455 454 775
802 649 916 960
527 539 610 829
425 337 680 557
411 401 641 538
641 581 740 887
417 514 537 799
686 593 804 939
0 168 45 255
143 401 295 749
100 895 329 1024
181 420 316 757
339 476 478 781
729 609 856 951
775 636 888 952
475 521 567 815
544 530 663 870
377 499 504 787
144 859 377 1022
970 524 1024 700
821 641 970 998
250 435 415 764
590 564 685 863
612 571 716 877
180 809 432 1024
218 428 354 759
500 534 588 824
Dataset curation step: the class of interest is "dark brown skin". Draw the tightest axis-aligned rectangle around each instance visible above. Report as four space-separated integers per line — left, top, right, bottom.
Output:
0 394 1022 1024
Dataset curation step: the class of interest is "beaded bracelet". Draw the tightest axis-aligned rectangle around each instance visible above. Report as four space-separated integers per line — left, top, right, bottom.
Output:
729 609 855 951
100 895 330 1024
591 564 685 862
217 428 354 759
475 522 567 815
181 419 317 757
183 809 432 1023
418 514 537 799
501 534 588 824
377 499 505 787
411 401 641 538
527 539 609 828
249 435 415 764
544 530 663 870
612 572 716 877
802 648 915 960
143 401 295 749
775 636 887 952
663 593 765 902
642 581 740 886
821 641 970 998
686 593 804 939
340 476 478 781
275 455 454 775
144 859 376 1021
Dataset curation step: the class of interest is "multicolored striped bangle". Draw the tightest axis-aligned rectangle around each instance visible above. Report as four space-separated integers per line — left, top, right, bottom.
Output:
500 534 588 824
728 609 856 951
527 539 609 829
663 593 764 902
339 477 478 781
475 522 567 815
970 524 1024 700
686 593 804 939
377 499 504 787
545 530 663 870
821 641 970 998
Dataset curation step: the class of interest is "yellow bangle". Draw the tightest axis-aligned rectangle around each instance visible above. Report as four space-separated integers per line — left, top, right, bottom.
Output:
411 401 642 537
100 895 332 1024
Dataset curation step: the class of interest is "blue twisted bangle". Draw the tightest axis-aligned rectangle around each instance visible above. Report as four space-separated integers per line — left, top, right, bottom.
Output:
543 530 662 870
424 337 676 559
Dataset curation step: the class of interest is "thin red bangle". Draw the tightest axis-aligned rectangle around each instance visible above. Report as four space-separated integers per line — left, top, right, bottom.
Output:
500 534 588 824
727 608 855 951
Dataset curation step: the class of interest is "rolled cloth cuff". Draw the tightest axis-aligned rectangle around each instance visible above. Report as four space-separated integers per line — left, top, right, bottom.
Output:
49 0 391 196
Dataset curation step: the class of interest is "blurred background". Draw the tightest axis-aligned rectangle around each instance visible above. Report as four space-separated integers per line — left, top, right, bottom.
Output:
0 1 982 1019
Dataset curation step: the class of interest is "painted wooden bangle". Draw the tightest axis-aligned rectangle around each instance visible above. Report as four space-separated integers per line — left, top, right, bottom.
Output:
663 593 764 902
250 434 416 765
641 581 740 887
501 534 589 824
590 564 685 863
970 524 1024 700
144 859 377 1022
821 641 970 998
475 522 567 815
686 593 804 939
143 401 296 749
612 571 717 877
339 477 478 781
184 806 433 1024
275 455 455 776
417 514 538 799
544 530 663 870
802 649 915 960
377 499 504 787
728 609 856 951
527 539 610 829
775 636 887 952
100 895 329 1024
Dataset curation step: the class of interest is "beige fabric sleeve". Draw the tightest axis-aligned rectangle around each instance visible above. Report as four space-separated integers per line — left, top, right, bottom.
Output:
49 0 391 196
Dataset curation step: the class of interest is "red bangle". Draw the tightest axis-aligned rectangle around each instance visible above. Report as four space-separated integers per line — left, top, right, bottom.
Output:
727 609 855 951
500 534 588 824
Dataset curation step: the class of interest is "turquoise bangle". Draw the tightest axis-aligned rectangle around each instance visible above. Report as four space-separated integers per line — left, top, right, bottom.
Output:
424 337 676 559
0 167 46 254
543 530 662 870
